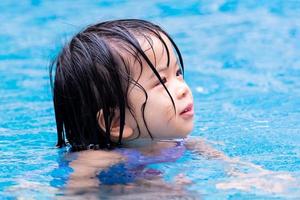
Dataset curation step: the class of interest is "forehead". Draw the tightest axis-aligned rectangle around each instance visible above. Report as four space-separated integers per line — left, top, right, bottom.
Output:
129 33 177 79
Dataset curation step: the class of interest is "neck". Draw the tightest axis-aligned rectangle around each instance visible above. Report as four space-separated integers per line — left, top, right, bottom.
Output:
122 138 181 151
122 138 158 148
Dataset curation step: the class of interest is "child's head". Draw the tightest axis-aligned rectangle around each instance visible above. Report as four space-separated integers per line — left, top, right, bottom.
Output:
50 19 194 151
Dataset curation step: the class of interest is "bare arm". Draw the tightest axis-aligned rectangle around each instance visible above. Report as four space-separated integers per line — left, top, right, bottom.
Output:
66 150 123 191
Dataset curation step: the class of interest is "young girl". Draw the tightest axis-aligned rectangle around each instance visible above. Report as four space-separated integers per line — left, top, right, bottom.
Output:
50 19 295 196
51 19 193 150
50 18 199 193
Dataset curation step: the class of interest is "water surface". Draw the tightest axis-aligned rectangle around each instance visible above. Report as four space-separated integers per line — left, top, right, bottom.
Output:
1 0 300 199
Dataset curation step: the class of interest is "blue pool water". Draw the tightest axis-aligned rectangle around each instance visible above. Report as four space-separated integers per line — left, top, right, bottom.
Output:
1 0 300 199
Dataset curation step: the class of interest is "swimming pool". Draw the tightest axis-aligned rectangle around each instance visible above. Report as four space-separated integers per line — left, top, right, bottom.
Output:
1 0 300 199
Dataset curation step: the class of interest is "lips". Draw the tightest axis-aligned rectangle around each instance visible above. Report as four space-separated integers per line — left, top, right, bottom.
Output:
180 103 194 117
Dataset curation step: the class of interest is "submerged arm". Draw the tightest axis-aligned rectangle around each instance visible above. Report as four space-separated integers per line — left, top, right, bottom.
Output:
185 136 296 193
184 136 228 160
66 150 123 191
184 136 282 172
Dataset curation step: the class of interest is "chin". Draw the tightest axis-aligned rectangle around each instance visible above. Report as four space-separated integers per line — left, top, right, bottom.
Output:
182 124 194 137
172 126 194 139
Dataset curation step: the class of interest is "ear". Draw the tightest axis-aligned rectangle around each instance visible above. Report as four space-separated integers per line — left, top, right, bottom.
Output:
97 109 134 142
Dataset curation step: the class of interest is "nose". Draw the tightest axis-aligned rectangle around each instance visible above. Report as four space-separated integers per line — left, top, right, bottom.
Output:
176 83 189 99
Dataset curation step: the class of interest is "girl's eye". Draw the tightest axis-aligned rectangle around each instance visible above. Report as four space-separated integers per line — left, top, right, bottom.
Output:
154 77 167 87
176 68 183 76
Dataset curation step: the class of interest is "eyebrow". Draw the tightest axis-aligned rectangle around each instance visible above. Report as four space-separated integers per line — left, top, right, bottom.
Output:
150 60 179 79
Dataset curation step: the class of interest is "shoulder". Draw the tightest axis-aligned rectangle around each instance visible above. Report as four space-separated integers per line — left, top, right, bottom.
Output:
69 149 124 180
71 149 124 168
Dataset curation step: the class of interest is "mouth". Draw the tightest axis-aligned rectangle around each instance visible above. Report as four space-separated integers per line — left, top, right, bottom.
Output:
180 103 194 118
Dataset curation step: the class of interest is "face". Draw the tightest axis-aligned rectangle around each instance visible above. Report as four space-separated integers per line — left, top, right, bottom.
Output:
123 33 194 140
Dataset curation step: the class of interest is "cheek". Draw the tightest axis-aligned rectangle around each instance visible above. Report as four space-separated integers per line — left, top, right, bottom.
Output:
147 91 171 111
125 87 147 125
144 92 175 126
124 108 137 130
127 86 146 110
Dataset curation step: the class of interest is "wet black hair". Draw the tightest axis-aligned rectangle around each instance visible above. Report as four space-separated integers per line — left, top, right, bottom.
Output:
49 19 184 151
